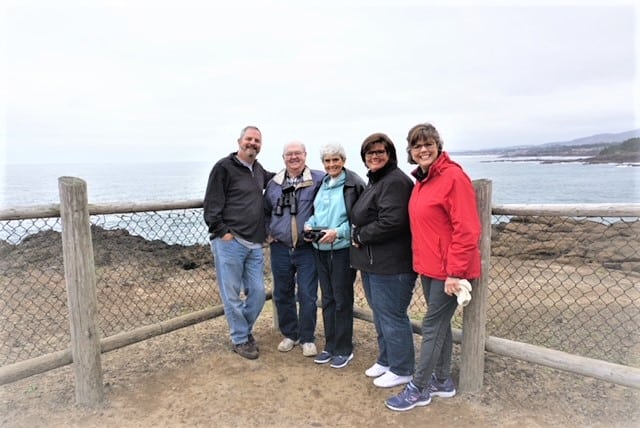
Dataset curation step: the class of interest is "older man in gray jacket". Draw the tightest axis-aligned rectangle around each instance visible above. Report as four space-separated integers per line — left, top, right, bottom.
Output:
264 141 324 357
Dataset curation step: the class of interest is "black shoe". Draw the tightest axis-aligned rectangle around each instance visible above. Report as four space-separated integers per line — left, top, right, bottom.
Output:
247 334 259 352
233 342 259 360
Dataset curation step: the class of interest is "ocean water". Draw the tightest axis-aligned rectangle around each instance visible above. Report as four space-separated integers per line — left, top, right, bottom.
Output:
454 155 639 205
1 156 638 208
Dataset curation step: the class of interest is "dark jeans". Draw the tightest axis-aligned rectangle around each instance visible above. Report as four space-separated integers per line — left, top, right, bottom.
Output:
362 271 416 376
314 247 356 356
270 242 318 344
413 275 458 389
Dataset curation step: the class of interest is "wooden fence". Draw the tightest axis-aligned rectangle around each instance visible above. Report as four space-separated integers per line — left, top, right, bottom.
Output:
0 176 639 407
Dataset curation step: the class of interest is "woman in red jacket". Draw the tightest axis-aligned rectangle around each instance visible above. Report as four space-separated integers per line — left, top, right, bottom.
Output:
386 122 481 412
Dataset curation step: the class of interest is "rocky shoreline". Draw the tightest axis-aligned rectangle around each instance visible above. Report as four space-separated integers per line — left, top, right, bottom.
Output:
492 215 640 273
1 216 638 275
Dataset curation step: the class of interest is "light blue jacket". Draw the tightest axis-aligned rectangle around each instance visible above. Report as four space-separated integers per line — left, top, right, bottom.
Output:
306 168 365 251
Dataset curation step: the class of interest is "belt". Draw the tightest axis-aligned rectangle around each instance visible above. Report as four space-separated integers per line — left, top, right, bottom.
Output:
272 240 312 250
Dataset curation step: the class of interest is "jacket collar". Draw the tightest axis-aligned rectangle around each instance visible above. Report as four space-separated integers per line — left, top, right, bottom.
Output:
273 166 315 189
411 151 451 182
367 160 397 184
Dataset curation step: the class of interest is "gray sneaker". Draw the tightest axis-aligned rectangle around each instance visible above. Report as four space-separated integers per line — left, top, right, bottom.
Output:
314 351 333 364
330 353 354 369
277 337 300 352
428 374 456 398
385 382 431 412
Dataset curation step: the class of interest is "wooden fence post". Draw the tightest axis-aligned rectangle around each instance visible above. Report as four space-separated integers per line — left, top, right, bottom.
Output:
459 179 492 392
58 176 104 406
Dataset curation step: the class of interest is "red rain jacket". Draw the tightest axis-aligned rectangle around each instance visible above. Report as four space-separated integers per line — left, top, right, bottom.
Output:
409 152 481 280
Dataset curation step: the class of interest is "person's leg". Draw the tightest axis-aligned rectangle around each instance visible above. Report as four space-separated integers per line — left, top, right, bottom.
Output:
412 276 458 389
368 272 416 376
316 249 336 354
329 248 356 356
293 246 318 344
211 238 250 344
242 246 266 335
270 242 299 340
362 272 387 366
434 328 453 379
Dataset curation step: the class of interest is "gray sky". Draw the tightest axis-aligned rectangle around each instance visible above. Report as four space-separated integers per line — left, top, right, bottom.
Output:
2 0 638 169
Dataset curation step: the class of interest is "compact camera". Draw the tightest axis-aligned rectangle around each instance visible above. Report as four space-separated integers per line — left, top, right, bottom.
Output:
303 227 326 242
275 185 297 216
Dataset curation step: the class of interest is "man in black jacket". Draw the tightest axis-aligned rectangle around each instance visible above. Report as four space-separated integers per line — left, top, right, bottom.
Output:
203 125 274 360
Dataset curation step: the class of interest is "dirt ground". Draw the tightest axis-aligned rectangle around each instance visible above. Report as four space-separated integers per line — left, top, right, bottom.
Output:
1 306 639 428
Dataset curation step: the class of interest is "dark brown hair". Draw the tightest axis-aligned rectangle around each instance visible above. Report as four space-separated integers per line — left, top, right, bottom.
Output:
360 132 398 164
405 123 443 164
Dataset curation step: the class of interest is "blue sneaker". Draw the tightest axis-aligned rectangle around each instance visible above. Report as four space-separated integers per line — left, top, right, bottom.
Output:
330 353 354 368
428 374 457 398
385 382 431 412
314 351 333 364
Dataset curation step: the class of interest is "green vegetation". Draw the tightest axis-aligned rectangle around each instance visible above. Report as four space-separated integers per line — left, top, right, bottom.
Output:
589 138 640 163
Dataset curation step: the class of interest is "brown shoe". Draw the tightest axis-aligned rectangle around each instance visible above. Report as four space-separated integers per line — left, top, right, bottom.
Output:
233 342 259 360
247 334 259 352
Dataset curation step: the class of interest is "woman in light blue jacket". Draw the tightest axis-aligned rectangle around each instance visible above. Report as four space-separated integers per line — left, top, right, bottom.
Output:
305 143 365 369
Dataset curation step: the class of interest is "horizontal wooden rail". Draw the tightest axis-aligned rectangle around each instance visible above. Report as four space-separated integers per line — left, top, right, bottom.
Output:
2 202 639 221
354 306 639 390
0 199 204 220
0 291 269 386
492 203 640 217
485 336 640 390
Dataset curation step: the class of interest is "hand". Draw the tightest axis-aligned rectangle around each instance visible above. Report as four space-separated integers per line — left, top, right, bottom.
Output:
444 277 461 296
350 225 362 248
318 229 338 244
222 232 234 241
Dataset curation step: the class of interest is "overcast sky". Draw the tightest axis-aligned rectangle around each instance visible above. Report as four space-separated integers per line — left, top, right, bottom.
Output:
2 0 638 168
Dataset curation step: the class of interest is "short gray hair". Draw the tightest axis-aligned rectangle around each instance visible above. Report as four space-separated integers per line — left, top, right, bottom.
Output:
239 125 261 139
319 143 346 162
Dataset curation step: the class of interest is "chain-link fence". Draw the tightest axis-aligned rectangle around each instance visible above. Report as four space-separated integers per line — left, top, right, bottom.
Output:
1 205 638 371
487 213 639 366
0 208 226 366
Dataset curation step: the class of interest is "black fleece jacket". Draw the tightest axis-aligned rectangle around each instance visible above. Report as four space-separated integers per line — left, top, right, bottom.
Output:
203 152 274 243
349 161 414 274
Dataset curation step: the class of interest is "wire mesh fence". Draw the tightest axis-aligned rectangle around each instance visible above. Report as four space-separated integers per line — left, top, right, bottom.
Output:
487 214 639 366
1 206 638 370
0 209 223 366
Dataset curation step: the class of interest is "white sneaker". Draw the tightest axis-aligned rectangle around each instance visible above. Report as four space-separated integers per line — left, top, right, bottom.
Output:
301 342 318 357
373 371 413 388
277 337 300 352
365 362 390 378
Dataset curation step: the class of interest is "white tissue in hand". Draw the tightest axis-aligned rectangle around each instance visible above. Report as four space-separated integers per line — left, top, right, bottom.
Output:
455 279 472 307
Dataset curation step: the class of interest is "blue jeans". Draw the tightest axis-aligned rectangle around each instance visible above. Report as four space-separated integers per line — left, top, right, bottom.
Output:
413 275 458 389
270 242 318 343
211 237 266 345
362 271 416 376
315 247 356 356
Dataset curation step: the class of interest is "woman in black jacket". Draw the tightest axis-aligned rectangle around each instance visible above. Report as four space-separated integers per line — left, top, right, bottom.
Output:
350 133 417 388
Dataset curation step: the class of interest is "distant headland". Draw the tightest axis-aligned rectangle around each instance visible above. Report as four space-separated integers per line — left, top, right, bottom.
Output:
454 129 640 165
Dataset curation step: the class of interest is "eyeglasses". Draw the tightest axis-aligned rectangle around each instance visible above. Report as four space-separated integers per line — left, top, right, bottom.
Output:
323 157 343 164
284 151 305 158
365 149 387 158
410 141 437 151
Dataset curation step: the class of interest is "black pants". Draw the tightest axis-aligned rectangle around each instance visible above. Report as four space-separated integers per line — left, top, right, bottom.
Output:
314 247 356 356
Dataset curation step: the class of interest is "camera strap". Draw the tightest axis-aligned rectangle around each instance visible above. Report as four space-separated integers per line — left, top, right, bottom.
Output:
291 216 298 247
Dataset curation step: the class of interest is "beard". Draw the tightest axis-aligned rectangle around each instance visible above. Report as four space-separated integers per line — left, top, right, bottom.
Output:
238 144 259 161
